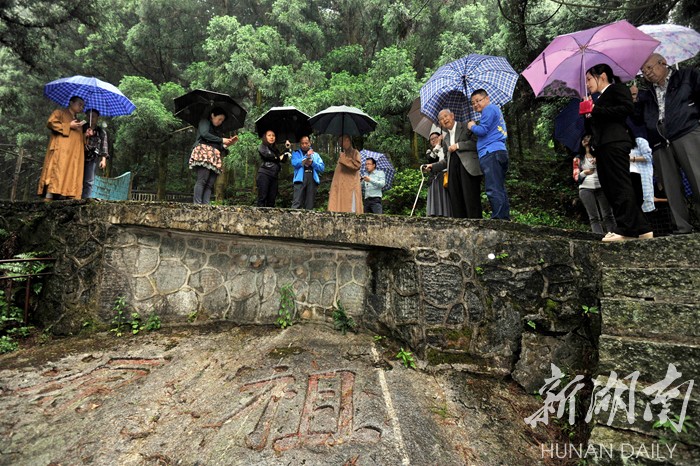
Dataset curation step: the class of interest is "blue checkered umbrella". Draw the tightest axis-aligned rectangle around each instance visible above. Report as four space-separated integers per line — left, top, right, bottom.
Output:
360 149 395 191
44 75 136 117
420 54 518 123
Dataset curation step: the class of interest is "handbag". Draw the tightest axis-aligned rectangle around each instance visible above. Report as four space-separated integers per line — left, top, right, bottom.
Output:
443 171 448 188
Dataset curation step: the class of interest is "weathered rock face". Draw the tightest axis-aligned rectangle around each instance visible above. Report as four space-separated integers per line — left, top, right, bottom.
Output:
0 201 614 383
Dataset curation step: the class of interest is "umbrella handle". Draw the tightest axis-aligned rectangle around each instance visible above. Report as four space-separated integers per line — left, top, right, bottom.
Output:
410 167 427 217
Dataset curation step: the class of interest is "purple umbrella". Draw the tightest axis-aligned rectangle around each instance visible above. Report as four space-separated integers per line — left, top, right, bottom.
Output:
522 20 660 98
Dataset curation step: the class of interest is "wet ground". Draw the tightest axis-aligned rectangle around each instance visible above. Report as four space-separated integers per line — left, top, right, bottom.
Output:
0 323 565 465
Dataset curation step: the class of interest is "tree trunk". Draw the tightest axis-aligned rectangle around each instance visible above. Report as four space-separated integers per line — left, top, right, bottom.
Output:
156 146 167 201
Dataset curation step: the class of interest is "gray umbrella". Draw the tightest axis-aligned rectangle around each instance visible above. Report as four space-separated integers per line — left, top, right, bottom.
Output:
408 97 436 139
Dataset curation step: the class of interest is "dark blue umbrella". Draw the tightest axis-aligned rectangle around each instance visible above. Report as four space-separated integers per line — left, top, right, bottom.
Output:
554 98 585 153
44 75 136 117
360 149 395 191
420 54 518 123
554 94 600 153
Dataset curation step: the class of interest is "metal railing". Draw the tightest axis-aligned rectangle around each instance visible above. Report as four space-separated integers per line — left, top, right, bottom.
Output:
0 257 56 324
129 190 193 203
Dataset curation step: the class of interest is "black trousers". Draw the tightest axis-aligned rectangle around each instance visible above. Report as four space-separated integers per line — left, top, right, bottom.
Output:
447 154 482 219
291 171 318 209
257 172 278 207
596 142 651 236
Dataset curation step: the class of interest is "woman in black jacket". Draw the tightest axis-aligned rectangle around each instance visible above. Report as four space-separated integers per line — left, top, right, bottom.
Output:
584 63 652 241
256 130 289 207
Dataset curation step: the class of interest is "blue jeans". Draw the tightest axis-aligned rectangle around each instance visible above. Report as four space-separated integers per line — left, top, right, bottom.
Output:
82 157 98 199
480 150 510 219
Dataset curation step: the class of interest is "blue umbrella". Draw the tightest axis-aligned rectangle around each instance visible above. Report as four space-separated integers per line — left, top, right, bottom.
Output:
554 94 601 153
360 149 395 191
420 54 518 123
44 75 136 117
554 98 585 153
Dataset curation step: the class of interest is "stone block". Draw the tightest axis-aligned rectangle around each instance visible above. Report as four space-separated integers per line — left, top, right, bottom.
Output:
394 262 418 295
513 332 591 393
420 264 463 307
602 267 700 303
424 303 446 325
308 260 336 282
446 303 465 325
135 247 160 275
395 294 420 323
586 426 699 465
152 259 188 294
589 375 699 444
598 335 700 386
227 274 256 301
601 299 700 341
338 282 365 314
189 267 224 294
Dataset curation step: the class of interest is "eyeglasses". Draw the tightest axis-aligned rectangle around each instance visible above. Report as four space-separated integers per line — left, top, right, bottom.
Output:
471 97 486 106
642 61 664 74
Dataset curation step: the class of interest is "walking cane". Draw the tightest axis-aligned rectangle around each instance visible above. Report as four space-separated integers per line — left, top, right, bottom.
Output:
410 165 427 217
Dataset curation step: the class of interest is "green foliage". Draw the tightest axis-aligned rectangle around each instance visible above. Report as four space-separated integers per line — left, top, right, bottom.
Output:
395 347 416 369
653 415 695 434
475 266 484 276
527 320 536 330
582 305 599 316
332 301 357 335
0 252 52 353
383 168 426 216
110 296 129 337
0 335 18 354
276 284 296 329
187 311 198 323
109 296 161 337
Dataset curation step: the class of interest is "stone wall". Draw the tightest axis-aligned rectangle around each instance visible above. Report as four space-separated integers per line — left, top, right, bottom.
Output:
0 200 600 383
101 226 370 324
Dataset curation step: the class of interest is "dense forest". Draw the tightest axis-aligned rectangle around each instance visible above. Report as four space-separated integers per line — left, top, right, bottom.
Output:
1 0 698 223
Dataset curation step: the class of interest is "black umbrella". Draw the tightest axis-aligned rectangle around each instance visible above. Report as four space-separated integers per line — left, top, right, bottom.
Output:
173 89 247 133
254 106 313 143
309 105 377 136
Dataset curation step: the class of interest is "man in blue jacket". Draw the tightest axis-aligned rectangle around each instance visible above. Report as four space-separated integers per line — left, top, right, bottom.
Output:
291 135 325 209
635 53 700 234
467 89 510 220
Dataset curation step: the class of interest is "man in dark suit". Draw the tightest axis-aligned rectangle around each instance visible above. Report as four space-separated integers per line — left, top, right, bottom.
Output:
425 109 483 218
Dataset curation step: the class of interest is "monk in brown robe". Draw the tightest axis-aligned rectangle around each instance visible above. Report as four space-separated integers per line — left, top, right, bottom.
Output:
37 96 86 200
328 134 363 213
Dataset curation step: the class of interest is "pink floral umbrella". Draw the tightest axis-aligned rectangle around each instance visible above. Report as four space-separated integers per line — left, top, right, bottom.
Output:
522 20 660 98
638 24 700 66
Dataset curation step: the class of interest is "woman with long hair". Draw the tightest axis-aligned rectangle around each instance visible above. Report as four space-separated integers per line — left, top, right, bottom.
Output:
584 63 652 241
